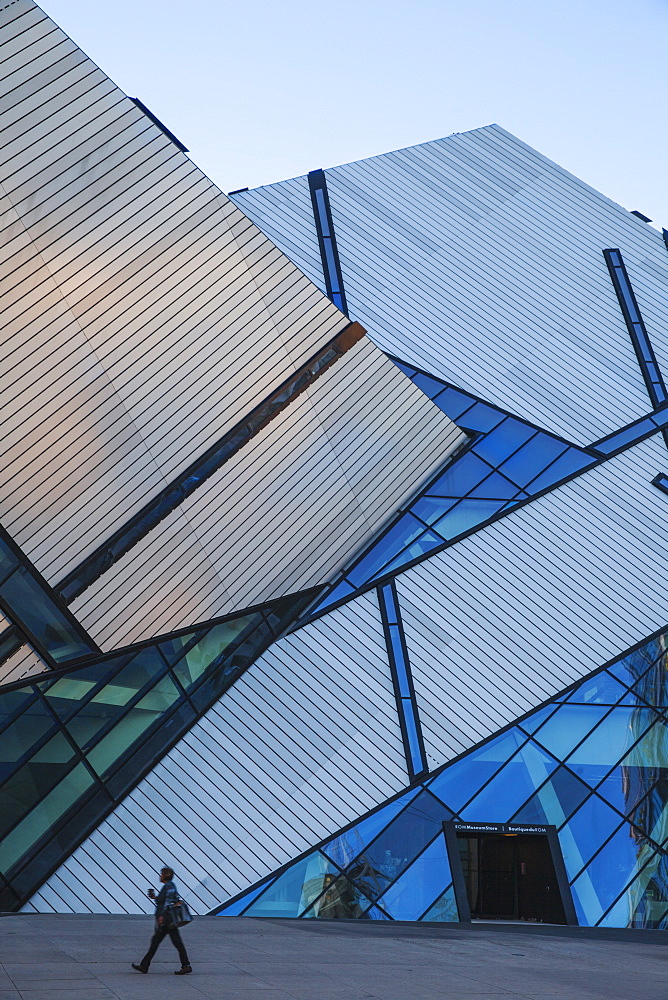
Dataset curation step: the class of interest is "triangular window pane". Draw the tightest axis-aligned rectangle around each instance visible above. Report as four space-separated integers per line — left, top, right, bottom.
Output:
431 386 478 421
565 707 659 789
323 790 419 869
524 449 594 494
347 791 450 898
565 672 629 705
511 767 590 826
498 435 566 489
472 419 535 464
421 883 458 922
430 452 492 496
518 703 560 734
455 401 505 432
558 794 624 881
468 472 519 499
608 643 665 688
460 740 559 821
376 833 453 921
570 824 645 926
433 499 507 539
302 875 374 919
411 495 460 525
531 704 611 760
427 728 528 812
242 851 340 918
216 878 275 916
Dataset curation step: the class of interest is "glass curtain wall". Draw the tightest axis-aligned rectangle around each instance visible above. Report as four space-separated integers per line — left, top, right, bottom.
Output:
214 631 668 928
0 591 314 910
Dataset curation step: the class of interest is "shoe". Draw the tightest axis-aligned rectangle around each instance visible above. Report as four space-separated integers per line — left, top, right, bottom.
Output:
174 966 192 975
132 963 148 974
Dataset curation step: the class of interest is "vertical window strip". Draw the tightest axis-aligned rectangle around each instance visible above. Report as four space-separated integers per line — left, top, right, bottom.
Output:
603 249 668 413
308 169 348 314
377 582 428 780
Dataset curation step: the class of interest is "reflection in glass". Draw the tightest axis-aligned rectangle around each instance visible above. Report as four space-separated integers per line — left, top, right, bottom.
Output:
564 671 629 705
303 875 374 919
346 791 449 899
557 796 624 881
566 708 658 791
243 852 340 918
461 740 558 821
427 728 528 812
531 704 611 760
377 833 453 920
216 878 275 915
511 767 589 827
421 883 458 922
570 824 643 925
323 790 418 869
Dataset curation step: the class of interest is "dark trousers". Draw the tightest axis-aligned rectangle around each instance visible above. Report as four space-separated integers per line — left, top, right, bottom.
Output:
141 924 190 969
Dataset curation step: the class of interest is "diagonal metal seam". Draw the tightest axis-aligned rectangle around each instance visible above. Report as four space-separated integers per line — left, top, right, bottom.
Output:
603 248 668 451
0 321 365 671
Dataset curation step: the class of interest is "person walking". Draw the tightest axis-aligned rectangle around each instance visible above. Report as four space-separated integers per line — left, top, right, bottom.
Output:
132 866 192 975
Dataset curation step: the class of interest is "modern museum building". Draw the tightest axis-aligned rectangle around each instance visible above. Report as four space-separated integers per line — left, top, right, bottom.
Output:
2 0 668 930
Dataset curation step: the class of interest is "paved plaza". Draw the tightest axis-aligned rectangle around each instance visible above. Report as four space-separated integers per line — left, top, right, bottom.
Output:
0 914 666 1000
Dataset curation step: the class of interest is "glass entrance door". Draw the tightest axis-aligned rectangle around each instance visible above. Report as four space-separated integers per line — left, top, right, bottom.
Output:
457 832 567 923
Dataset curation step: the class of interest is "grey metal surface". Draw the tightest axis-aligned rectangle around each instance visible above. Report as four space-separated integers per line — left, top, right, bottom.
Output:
2 913 667 1000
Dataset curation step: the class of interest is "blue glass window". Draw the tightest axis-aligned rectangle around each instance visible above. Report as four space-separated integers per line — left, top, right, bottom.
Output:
376 833 453 920
214 878 275 915
347 791 450 897
323 791 418 869
460 740 559 821
302 875 375 919
472 419 535 465
570 824 644 926
467 472 519 499
432 499 508 539
558 794 625 882
427 728 528 812
456 401 504 432
511 767 590 827
498 435 566 488
529 704 611 760
432 387 479 422
420 883 458 922
524 450 595 494
430 452 492 497
565 708 658 790
564 671 629 705
243 851 340 918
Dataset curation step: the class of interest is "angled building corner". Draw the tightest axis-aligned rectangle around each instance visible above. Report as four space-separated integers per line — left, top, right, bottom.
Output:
3 0 668 933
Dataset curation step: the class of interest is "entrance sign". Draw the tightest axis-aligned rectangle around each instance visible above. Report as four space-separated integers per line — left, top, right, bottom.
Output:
453 822 548 835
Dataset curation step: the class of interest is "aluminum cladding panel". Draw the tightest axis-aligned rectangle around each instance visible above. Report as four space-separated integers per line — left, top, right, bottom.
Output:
0 0 349 585
234 126 668 446
69 338 466 648
24 592 407 913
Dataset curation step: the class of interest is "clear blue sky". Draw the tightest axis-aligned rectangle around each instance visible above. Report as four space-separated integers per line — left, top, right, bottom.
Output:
43 0 668 227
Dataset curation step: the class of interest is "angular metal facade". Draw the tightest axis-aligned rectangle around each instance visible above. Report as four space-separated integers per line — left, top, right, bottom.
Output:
3 1 668 930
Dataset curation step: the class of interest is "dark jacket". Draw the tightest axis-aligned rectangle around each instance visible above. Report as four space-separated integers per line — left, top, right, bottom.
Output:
154 880 179 927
